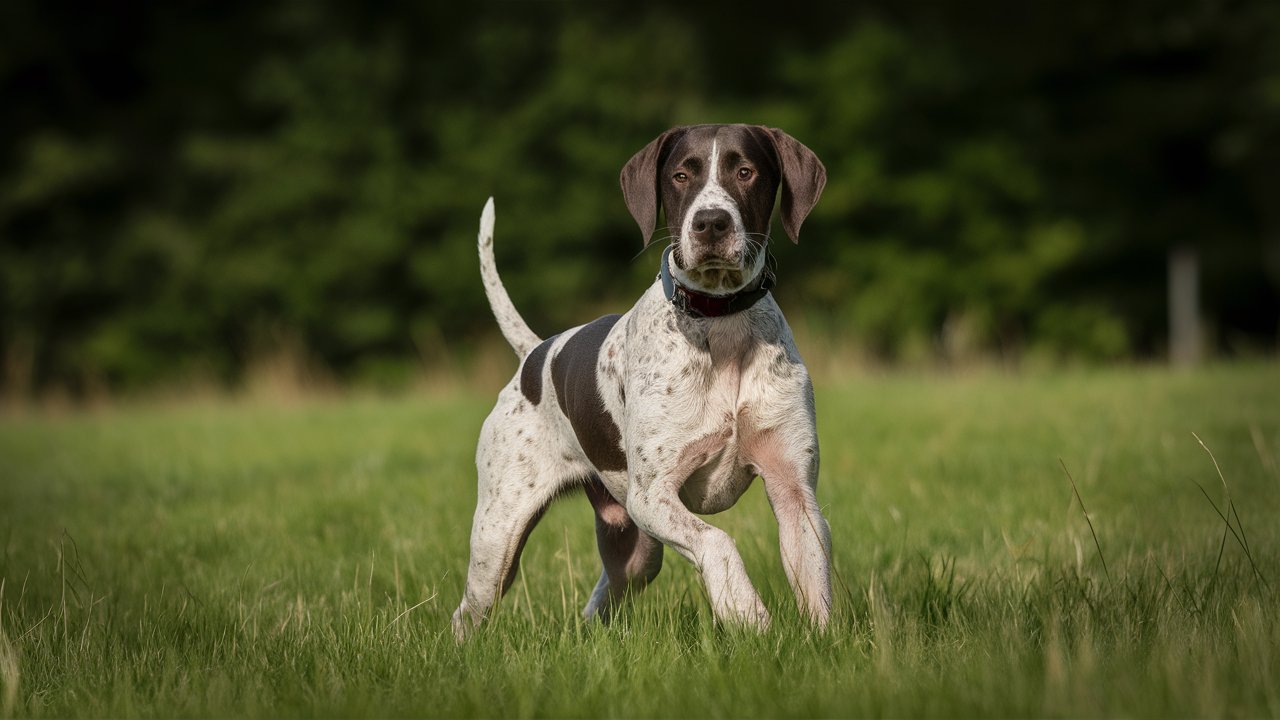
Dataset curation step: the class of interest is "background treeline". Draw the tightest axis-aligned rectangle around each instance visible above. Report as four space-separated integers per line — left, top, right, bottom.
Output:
2 0 1278 394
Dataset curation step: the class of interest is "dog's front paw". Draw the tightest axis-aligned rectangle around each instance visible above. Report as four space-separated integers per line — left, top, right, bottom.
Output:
451 602 481 642
735 598 772 631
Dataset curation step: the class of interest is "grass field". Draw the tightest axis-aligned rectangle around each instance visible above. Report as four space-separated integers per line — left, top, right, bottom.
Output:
1 363 1279 718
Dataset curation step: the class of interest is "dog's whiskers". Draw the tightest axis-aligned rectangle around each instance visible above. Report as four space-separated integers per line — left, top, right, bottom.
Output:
630 235 679 263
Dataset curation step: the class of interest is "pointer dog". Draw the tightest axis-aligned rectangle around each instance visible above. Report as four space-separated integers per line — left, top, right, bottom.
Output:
452 124 832 637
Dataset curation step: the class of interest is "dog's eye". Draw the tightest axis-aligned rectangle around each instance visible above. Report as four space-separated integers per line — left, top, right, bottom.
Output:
673 172 688 184
737 167 754 181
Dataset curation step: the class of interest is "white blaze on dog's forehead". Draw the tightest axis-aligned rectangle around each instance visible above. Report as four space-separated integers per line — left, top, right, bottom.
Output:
675 136 763 293
683 139 738 230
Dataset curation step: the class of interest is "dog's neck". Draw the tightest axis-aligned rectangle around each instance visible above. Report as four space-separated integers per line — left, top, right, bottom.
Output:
658 245 775 318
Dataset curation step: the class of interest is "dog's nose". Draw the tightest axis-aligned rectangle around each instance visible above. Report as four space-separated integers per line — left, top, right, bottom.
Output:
690 208 732 243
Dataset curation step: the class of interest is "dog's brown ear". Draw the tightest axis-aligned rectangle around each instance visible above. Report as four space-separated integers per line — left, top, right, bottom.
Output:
620 127 685 247
766 128 826 244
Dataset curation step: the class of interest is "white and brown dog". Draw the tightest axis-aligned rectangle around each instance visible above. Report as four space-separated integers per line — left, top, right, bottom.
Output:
453 124 832 637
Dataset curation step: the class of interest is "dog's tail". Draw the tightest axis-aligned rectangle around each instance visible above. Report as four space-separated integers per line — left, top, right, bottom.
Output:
477 197 542 358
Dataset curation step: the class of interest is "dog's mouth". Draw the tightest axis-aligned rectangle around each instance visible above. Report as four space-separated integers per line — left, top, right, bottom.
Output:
672 244 764 295
684 266 747 293
695 258 742 271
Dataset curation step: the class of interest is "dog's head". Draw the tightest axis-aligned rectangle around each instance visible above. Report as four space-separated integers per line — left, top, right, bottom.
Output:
620 124 826 294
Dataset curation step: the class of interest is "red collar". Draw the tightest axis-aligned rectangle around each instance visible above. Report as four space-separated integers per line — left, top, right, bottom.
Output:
658 245 775 318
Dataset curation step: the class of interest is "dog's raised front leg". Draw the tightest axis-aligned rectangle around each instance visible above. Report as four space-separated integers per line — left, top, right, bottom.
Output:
627 483 769 629
625 437 770 629
746 422 832 626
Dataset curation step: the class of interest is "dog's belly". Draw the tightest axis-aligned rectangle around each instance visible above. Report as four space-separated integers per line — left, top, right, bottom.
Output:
591 414 756 515
670 415 757 509
592 451 753 516
677 435 756 514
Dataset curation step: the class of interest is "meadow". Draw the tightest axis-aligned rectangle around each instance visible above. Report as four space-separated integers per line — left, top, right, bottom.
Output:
1 363 1278 718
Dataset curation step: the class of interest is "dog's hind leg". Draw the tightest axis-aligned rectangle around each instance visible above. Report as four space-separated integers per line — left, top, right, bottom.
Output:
451 475 562 639
452 413 573 639
582 477 663 623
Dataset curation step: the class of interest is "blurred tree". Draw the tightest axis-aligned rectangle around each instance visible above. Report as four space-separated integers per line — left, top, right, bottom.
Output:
0 0 1276 393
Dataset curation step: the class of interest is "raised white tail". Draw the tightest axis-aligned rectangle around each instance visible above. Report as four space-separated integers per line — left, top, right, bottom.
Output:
477 197 542 357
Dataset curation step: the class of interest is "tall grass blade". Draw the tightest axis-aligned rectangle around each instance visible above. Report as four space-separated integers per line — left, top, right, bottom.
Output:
1192 433 1270 593
1059 458 1110 581
1194 482 1270 593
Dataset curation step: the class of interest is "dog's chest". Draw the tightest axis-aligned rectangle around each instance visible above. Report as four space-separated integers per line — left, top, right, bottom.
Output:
627 310 787 513
686 323 769 511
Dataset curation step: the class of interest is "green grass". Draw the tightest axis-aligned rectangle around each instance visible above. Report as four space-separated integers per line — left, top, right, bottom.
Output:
1 363 1279 718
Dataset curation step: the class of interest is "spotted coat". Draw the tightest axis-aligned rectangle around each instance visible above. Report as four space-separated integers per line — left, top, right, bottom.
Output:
453 124 833 637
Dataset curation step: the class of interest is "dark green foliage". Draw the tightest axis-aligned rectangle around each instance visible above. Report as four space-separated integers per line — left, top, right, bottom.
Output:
2 1 1277 392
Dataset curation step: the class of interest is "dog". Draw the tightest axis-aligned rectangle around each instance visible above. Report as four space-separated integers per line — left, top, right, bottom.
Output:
452 124 832 638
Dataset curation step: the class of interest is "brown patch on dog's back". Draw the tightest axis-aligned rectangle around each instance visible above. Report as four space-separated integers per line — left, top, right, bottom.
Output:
551 315 626 472
519 335 558 405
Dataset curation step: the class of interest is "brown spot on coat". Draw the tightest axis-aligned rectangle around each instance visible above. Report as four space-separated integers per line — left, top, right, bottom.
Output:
519 335 558 405
550 315 627 472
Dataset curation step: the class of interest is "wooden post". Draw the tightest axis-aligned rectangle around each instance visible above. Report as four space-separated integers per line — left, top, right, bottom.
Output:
1168 244 1202 367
